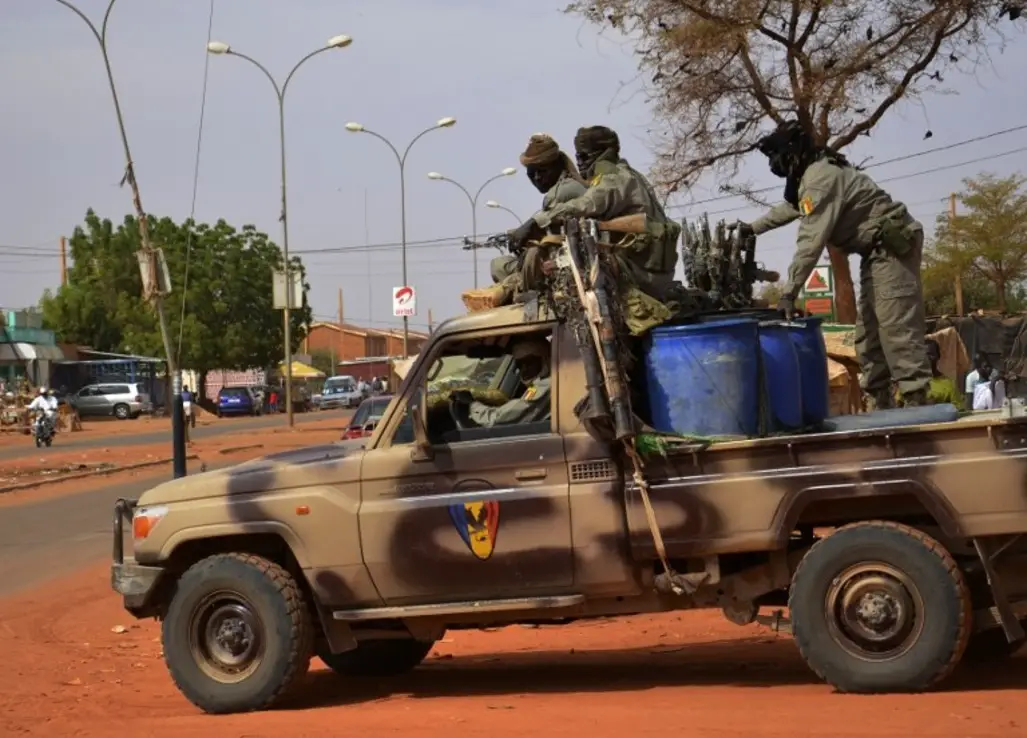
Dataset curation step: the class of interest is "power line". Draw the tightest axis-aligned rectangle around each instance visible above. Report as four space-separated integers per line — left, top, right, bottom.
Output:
668 122 1027 209
176 0 216 364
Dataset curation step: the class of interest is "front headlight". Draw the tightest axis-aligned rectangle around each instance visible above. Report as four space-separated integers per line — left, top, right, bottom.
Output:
132 505 169 542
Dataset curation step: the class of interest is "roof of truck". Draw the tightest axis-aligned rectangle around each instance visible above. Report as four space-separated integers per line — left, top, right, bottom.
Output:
432 303 556 340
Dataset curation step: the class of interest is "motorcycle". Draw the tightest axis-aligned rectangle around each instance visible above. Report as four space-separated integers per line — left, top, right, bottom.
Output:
33 412 55 448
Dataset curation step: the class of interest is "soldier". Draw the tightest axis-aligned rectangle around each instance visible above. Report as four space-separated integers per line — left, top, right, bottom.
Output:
490 133 587 289
507 125 683 333
450 336 551 427
739 120 931 409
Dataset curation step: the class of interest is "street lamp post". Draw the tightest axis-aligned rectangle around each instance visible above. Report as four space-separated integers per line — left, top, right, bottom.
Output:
427 168 517 288
54 0 189 476
485 200 523 223
344 119 456 358
207 35 352 428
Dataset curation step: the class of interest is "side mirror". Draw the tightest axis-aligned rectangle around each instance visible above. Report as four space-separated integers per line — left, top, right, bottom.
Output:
410 392 434 461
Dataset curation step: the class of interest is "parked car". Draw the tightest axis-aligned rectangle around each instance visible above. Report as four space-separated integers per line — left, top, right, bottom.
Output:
342 395 393 440
216 386 260 417
69 382 151 420
316 375 365 410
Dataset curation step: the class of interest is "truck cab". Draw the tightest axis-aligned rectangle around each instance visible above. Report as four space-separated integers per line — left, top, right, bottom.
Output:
112 304 1027 715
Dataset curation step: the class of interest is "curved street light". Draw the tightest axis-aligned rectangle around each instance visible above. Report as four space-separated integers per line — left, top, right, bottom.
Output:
54 0 190 474
427 168 517 288
485 200 523 224
207 34 352 426
344 118 456 357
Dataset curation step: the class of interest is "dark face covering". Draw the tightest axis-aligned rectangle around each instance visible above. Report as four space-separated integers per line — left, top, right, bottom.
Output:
573 126 620 180
527 163 561 195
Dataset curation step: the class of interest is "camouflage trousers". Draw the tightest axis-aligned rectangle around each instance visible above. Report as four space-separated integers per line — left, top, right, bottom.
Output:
855 231 932 398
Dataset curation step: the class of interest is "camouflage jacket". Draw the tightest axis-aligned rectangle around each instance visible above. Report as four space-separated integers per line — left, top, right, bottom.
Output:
542 172 587 211
468 374 551 427
532 158 680 276
779 159 923 297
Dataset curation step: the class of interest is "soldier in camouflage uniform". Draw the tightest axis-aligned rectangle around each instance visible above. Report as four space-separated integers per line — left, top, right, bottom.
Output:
490 133 587 297
508 125 684 334
740 120 931 408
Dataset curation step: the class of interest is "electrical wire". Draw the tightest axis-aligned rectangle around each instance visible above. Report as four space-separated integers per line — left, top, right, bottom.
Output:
175 0 216 365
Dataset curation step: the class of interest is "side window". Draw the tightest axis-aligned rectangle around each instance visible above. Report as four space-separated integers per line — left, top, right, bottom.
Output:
424 329 554 445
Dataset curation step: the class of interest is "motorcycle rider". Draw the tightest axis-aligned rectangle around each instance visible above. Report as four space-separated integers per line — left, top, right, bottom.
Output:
28 386 58 438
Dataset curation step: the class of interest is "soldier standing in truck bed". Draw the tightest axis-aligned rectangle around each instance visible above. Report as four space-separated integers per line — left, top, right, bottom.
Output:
738 120 931 409
507 125 685 334
489 133 586 301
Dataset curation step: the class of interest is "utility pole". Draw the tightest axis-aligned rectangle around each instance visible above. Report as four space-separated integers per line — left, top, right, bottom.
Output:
951 193 964 316
59 236 67 286
338 287 345 326
56 0 186 477
428 308 434 335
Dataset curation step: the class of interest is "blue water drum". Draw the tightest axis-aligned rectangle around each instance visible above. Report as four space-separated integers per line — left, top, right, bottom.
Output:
757 321 804 432
644 318 761 437
785 316 830 426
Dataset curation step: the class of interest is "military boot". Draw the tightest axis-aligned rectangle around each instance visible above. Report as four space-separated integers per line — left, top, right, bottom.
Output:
866 388 895 412
900 388 930 408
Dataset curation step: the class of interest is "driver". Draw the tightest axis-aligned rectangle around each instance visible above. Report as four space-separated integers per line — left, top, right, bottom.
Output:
452 336 552 427
28 387 57 430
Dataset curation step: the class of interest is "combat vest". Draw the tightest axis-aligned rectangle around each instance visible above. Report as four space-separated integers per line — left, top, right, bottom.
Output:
593 159 681 276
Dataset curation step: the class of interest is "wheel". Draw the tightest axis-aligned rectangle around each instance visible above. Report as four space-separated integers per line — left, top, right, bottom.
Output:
161 553 315 714
788 521 971 693
317 638 434 678
34 436 41 448
113 403 130 420
44 437 52 447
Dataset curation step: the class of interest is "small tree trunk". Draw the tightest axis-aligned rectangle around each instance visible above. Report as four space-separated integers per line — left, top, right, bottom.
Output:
997 277 1007 313
828 247 857 323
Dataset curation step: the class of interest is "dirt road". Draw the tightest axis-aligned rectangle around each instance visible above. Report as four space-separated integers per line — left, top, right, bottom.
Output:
0 567 1024 738
0 407 343 461
1 419 1026 736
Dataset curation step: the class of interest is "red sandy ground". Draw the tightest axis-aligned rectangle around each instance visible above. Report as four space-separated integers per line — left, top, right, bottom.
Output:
0 566 1025 738
0 415 351 508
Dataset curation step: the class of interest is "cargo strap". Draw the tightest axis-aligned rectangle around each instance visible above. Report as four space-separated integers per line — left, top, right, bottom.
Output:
623 441 700 596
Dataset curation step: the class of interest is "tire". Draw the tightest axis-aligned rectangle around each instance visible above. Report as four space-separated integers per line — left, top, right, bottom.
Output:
789 521 971 693
113 404 130 420
161 553 315 714
317 638 434 678
34 436 41 448
44 437 52 447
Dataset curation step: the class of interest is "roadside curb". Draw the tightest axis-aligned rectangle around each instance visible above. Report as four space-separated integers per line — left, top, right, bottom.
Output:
0 454 200 495
218 443 264 455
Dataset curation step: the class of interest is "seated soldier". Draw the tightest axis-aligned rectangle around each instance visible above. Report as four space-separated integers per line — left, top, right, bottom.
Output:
451 335 551 427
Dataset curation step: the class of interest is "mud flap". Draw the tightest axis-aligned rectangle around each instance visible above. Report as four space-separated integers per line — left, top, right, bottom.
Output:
972 537 1026 643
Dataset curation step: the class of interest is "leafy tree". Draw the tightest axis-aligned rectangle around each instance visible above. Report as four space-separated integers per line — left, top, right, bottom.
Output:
308 349 337 377
565 1 1025 323
41 209 313 400
929 173 1027 313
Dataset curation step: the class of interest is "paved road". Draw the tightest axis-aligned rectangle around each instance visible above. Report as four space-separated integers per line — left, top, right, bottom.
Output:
0 408 346 462
0 467 236 597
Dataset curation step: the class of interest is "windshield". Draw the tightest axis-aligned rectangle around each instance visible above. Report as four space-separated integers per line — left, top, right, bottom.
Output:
220 387 249 398
324 376 356 392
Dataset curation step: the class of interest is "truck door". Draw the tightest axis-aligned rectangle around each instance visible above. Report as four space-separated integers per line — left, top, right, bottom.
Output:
359 325 574 605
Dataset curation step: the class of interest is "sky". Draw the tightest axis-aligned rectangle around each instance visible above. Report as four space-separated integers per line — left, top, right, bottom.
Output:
2 0 1027 339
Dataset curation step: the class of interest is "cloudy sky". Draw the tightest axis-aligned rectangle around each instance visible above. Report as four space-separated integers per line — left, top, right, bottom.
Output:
3 0 1026 338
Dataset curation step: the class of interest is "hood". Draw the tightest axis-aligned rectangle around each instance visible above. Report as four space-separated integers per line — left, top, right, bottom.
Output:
138 439 367 505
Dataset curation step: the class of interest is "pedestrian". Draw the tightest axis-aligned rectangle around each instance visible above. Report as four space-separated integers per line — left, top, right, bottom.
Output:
924 340 963 410
740 119 931 409
181 385 196 429
268 389 278 414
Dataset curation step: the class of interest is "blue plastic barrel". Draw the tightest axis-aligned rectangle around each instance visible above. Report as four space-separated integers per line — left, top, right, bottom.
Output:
758 321 804 432
644 318 761 437
785 317 830 426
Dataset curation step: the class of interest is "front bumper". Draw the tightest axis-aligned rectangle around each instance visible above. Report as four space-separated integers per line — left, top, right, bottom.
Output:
111 498 163 613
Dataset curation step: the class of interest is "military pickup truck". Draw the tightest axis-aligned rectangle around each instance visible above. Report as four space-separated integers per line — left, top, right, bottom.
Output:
112 303 1027 714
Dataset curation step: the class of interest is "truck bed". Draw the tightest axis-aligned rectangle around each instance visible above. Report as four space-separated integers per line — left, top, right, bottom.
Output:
625 407 1027 560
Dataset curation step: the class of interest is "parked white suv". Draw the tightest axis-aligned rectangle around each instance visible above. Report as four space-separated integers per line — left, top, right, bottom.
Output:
70 382 151 420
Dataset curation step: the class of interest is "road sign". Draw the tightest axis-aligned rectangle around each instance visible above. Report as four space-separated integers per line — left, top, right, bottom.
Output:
393 285 416 317
804 265 832 294
272 270 303 310
804 296 834 317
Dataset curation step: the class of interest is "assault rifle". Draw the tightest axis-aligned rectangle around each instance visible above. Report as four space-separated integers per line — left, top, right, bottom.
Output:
461 233 514 254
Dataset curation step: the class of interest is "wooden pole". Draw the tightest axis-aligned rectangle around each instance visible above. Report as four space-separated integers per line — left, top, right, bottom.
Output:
951 193 964 316
338 287 345 326
59 236 67 286
428 308 434 335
